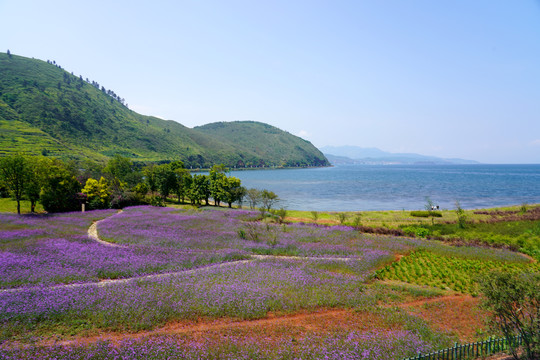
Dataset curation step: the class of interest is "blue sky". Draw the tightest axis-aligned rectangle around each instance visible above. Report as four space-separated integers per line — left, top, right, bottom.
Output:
2 0 540 163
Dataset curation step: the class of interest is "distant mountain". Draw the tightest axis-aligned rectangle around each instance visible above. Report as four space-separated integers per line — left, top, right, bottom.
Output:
0 52 328 168
321 146 479 165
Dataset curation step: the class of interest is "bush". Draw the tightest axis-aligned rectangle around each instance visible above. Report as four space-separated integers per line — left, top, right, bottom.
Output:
146 195 164 207
479 271 540 359
402 226 430 238
336 213 348 224
110 190 145 209
410 211 442 218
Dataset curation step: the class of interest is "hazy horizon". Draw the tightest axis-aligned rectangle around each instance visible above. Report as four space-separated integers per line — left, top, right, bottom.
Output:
2 1 539 164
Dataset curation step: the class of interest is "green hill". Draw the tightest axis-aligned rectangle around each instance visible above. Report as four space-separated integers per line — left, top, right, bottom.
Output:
195 121 329 167
0 52 329 168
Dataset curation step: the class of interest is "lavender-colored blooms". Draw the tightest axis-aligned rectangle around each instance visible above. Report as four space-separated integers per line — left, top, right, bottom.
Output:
0 258 372 327
0 208 249 288
0 330 442 359
1 205 503 358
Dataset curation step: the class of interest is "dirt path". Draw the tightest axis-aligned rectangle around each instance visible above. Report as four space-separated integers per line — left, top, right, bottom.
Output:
87 210 126 248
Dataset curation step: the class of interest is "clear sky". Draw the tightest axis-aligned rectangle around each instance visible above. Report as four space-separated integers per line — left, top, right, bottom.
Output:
2 0 540 163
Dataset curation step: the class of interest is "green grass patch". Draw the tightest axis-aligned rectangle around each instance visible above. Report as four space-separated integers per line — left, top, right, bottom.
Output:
410 210 442 218
0 198 44 213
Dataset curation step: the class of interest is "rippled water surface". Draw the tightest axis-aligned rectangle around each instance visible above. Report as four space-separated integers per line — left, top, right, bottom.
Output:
227 164 540 211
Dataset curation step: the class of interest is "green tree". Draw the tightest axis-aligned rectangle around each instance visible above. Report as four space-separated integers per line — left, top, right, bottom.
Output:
0 154 29 215
209 164 228 206
246 188 261 209
173 166 191 203
188 174 210 205
479 271 540 360
260 189 279 212
232 185 247 208
144 164 158 193
24 157 47 213
336 212 348 225
82 177 111 209
424 196 435 211
154 163 178 200
221 176 243 208
40 159 82 213
103 155 140 186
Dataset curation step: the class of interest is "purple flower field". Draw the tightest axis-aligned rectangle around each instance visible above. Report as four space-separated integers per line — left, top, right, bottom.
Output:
0 329 440 359
1 205 500 359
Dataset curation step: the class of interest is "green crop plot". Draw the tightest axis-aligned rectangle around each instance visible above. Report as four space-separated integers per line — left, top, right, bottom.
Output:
375 250 539 295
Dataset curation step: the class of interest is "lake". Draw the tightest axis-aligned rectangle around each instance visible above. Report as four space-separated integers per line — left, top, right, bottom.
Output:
224 164 540 212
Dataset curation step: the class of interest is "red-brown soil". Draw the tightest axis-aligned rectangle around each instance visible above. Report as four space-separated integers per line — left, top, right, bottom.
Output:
48 294 487 348
397 294 489 342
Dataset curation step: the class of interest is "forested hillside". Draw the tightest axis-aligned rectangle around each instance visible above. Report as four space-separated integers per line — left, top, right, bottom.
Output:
0 52 329 168
195 121 329 167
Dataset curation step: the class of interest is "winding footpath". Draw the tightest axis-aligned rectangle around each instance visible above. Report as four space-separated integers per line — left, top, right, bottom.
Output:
0 211 358 294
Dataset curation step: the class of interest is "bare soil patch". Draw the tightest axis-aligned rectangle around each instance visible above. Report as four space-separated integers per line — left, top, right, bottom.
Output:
50 308 389 348
397 294 489 342
47 295 487 348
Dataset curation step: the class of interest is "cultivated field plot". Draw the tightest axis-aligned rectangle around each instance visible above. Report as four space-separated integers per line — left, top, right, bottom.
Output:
0 206 537 359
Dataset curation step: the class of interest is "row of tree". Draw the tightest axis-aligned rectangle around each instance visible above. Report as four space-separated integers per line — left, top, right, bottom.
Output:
0 154 279 214
0 155 82 214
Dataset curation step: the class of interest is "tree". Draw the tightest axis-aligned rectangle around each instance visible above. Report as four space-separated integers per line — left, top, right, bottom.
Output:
82 177 111 209
479 271 540 360
188 174 210 205
221 176 243 208
424 196 435 211
246 188 262 209
154 164 178 200
40 159 82 213
209 164 228 206
104 155 140 186
260 189 279 212
24 157 46 213
173 167 191 204
0 154 29 215
144 164 158 193
232 185 247 208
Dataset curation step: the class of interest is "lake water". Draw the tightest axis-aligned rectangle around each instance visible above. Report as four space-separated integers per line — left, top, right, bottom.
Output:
225 164 540 212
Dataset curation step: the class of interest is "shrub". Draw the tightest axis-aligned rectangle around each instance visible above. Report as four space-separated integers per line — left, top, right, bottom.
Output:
336 213 348 224
147 195 165 207
110 190 144 209
274 208 287 224
352 214 362 227
410 211 442 218
479 271 540 359
402 226 430 238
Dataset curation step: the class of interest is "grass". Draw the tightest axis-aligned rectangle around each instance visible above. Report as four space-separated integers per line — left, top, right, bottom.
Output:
0 198 44 213
285 208 486 227
286 204 540 261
